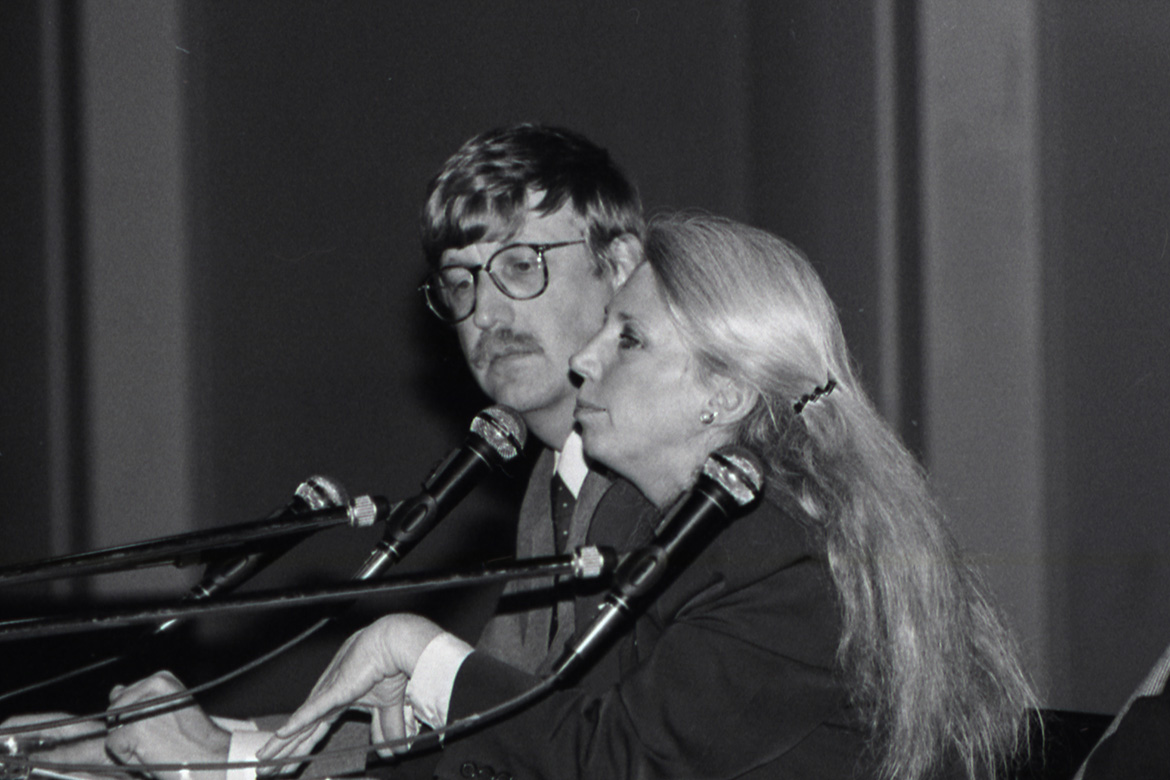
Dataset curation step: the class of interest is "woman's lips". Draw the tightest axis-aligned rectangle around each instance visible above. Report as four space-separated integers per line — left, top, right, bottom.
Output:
574 399 605 418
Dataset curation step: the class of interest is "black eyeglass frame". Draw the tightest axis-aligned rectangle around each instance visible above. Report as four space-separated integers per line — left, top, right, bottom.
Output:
420 239 587 323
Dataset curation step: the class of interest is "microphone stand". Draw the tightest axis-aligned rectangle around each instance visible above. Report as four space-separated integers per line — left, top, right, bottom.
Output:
0 496 391 588
0 480 373 704
0 547 616 643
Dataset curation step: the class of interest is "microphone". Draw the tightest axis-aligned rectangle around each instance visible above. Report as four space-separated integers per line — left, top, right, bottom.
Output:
0 477 359 704
0 480 387 588
551 446 765 679
355 405 527 580
178 475 350 609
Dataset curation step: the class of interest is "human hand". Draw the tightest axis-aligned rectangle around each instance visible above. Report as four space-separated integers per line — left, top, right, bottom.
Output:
104 671 230 780
0 712 114 779
255 613 443 772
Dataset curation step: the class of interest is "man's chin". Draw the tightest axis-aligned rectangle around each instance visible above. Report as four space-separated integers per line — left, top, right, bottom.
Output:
480 377 563 418
478 358 544 400
484 386 547 415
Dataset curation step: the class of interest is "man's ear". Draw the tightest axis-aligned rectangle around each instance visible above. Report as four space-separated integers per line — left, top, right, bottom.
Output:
706 378 758 428
605 234 642 289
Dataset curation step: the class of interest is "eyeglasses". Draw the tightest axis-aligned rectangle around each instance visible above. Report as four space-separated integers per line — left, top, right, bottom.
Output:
421 239 587 323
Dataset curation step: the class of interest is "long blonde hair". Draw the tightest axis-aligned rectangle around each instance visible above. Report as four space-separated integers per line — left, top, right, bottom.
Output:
645 212 1036 780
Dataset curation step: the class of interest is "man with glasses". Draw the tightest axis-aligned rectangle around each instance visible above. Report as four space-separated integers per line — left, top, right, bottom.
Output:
414 125 644 678
9 125 649 778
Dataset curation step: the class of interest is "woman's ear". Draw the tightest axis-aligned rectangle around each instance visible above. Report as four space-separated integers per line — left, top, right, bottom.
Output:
705 378 758 428
605 234 642 289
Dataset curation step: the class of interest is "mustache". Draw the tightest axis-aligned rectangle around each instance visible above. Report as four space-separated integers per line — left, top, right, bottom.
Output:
469 329 543 368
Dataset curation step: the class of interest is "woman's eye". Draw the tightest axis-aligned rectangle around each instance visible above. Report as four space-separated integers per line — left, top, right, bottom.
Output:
618 327 642 349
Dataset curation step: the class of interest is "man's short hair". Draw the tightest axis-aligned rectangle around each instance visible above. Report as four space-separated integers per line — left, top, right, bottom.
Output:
421 124 643 275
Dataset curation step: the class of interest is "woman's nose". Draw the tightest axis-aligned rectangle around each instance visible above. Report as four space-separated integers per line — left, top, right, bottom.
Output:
569 333 604 383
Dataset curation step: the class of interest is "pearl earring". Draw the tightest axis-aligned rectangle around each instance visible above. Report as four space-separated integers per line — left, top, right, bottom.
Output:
699 410 716 425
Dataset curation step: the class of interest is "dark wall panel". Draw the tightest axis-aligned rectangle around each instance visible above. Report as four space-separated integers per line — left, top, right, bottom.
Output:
1041 1 1170 712
0 3 52 569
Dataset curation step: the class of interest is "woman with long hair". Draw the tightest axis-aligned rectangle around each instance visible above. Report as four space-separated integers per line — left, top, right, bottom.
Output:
622 212 1037 778
260 212 1036 779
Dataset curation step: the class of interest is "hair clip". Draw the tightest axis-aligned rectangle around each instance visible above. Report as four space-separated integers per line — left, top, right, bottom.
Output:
793 377 837 415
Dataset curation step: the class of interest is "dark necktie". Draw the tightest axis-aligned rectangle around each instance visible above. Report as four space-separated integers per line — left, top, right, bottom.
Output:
548 471 576 646
550 471 576 555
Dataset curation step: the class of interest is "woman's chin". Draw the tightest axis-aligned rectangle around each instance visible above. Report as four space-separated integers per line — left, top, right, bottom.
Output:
578 431 617 472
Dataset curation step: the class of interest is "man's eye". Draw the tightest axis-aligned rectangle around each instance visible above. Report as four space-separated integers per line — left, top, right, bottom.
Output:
500 255 538 276
441 272 474 295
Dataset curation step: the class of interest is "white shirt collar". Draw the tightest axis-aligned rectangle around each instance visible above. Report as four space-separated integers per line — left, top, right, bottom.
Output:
552 430 588 498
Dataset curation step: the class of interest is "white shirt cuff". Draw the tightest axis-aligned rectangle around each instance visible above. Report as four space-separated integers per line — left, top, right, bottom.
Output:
404 631 474 728
209 717 267 780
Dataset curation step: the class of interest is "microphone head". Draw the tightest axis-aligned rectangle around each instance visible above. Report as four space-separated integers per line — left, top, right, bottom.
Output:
470 405 527 463
702 446 765 507
295 475 351 510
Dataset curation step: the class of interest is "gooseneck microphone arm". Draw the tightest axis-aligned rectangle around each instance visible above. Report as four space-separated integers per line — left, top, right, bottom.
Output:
0 547 616 642
0 476 356 705
152 474 353 633
0 492 389 588
0 406 525 716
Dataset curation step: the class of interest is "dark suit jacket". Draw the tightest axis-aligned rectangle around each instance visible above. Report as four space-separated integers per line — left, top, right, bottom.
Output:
1075 641 1170 779
1076 688 1170 778
476 448 621 674
319 448 618 779
432 487 870 780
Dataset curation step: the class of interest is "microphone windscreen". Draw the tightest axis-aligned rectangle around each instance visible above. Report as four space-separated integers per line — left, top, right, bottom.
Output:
471 405 527 462
294 475 350 511
702 446 765 508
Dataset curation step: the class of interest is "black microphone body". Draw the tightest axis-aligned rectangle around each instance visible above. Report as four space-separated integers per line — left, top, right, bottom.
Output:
552 446 765 680
185 475 350 602
0 482 384 588
147 476 353 638
355 405 526 580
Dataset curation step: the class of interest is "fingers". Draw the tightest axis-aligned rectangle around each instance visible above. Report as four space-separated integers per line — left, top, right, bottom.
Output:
105 676 170 766
255 662 379 772
269 640 380 740
255 721 329 777
104 720 139 768
103 671 229 780
108 670 191 721
253 647 359 773
261 617 431 769
370 704 409 758
269 687 346 740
